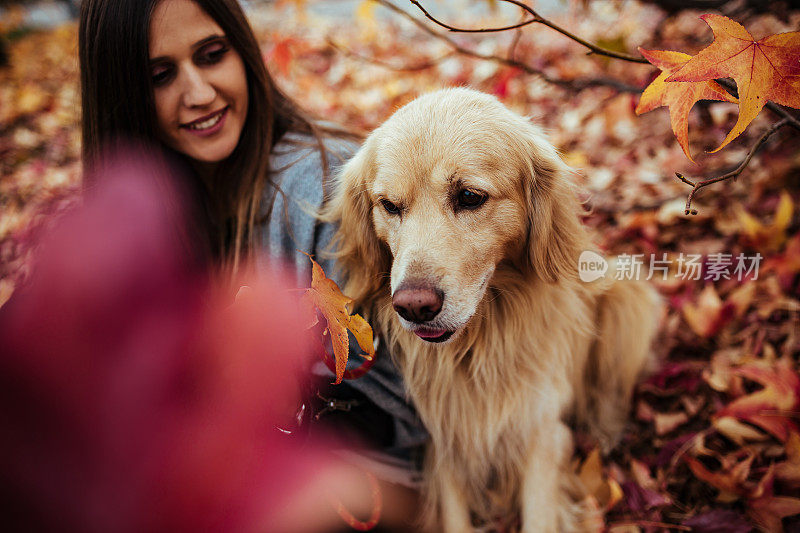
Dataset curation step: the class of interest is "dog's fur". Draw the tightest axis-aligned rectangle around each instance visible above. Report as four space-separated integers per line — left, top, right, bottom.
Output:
324 88 662 532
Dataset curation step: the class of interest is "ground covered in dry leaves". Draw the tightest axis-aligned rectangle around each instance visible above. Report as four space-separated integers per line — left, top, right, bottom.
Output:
1 1 798 531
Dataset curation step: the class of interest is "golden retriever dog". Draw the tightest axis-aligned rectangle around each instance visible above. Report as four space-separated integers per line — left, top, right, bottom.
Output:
324 88 661 532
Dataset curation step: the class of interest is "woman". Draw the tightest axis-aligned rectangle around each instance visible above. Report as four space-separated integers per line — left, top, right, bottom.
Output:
78 0 426 529
80 0 335 277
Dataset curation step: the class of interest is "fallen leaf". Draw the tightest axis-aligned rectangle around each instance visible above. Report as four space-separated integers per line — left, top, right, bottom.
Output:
655 410 690 435
667 15 800 152
714 358 800 442
775 432 800 488
302 255 375 384
682 285 735 338
682 509 753 533
734 191 794 251
747 466 800 532
630 459 658 491
713 416 769 445
703 350 739 392
749 495 800 532
636 48 737 162
764 233 800 291
685 453 754 501
577 449 623 510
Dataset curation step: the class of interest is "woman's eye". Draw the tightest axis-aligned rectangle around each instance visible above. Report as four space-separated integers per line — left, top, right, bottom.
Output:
456 189 487 210
151 64 174 87
197 42 229 65
381 199 401 215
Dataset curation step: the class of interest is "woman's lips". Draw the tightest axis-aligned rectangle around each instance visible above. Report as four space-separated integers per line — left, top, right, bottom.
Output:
414 328 454 343
181 107 228 137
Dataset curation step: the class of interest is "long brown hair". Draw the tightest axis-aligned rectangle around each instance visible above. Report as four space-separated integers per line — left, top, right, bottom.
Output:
79 0 334 276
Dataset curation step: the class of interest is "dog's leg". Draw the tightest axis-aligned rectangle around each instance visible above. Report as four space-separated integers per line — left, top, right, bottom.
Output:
520 419 579 533
582 280 662 451
432 469 472 533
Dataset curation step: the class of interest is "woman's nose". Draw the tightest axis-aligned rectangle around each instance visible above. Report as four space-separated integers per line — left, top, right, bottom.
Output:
181 67 216 108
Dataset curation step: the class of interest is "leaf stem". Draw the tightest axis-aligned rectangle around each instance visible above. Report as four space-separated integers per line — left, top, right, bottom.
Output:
675 118 790 215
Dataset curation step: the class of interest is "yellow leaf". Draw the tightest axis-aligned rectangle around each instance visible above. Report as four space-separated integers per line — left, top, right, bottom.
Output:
683 285 733 338
356 0 376 24
734 191 794 250
303 255 375 384
577 449 622 510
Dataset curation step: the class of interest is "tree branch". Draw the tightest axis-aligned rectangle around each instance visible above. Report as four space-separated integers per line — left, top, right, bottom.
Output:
408 0 649 63
372 1 798 214
373 0 642 93
675 118 790 215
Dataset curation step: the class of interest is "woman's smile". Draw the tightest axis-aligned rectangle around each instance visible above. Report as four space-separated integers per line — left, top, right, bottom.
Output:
149 0 248 165
181 106 229 135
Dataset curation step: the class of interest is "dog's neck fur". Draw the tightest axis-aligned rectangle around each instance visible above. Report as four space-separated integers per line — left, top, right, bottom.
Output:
373 266 596 525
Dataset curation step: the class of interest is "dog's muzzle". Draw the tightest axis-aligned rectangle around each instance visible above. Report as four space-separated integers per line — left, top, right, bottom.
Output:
392 284 454 343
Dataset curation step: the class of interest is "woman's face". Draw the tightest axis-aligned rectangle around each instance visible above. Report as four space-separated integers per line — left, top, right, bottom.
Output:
149 0 249 166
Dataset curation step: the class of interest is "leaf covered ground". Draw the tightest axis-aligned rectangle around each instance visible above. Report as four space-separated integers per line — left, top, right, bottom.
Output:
0 0 799 531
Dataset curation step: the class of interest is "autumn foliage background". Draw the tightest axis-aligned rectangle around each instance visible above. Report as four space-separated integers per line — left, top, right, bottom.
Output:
0 0 799 531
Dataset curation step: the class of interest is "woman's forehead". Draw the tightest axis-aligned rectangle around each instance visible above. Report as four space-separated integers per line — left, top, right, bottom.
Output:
149 0 224 58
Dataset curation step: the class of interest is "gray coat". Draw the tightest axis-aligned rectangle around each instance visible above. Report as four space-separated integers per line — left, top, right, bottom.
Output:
256 133 427 482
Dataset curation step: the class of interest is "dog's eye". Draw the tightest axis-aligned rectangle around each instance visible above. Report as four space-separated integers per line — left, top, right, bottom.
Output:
456 189 487 210
380 199 401 215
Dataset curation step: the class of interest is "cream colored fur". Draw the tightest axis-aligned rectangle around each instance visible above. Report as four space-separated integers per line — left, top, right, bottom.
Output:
323 88 662 532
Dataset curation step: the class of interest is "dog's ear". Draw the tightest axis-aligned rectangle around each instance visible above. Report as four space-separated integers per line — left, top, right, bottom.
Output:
519 124 589 283
322 136 392 308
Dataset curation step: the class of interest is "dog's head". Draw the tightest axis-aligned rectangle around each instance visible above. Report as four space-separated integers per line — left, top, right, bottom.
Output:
327 88 587 343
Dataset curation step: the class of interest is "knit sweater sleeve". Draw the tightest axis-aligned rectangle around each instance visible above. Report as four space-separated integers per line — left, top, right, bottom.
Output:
256 133 428 479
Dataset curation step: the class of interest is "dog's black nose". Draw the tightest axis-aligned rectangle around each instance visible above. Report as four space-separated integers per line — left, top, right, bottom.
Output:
392 286 443 323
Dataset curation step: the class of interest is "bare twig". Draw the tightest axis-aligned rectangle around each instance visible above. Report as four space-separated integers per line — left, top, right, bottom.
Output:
374 0 642 93
408 0 538 33
675 118 790 215
408 0 649 63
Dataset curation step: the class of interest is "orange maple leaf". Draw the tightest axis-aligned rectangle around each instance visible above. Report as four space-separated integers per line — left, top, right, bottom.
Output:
636 48 738 162
681 284 736 338
266 37 296 77
667 14 800 152
714 358 800 442
302 255 374 385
